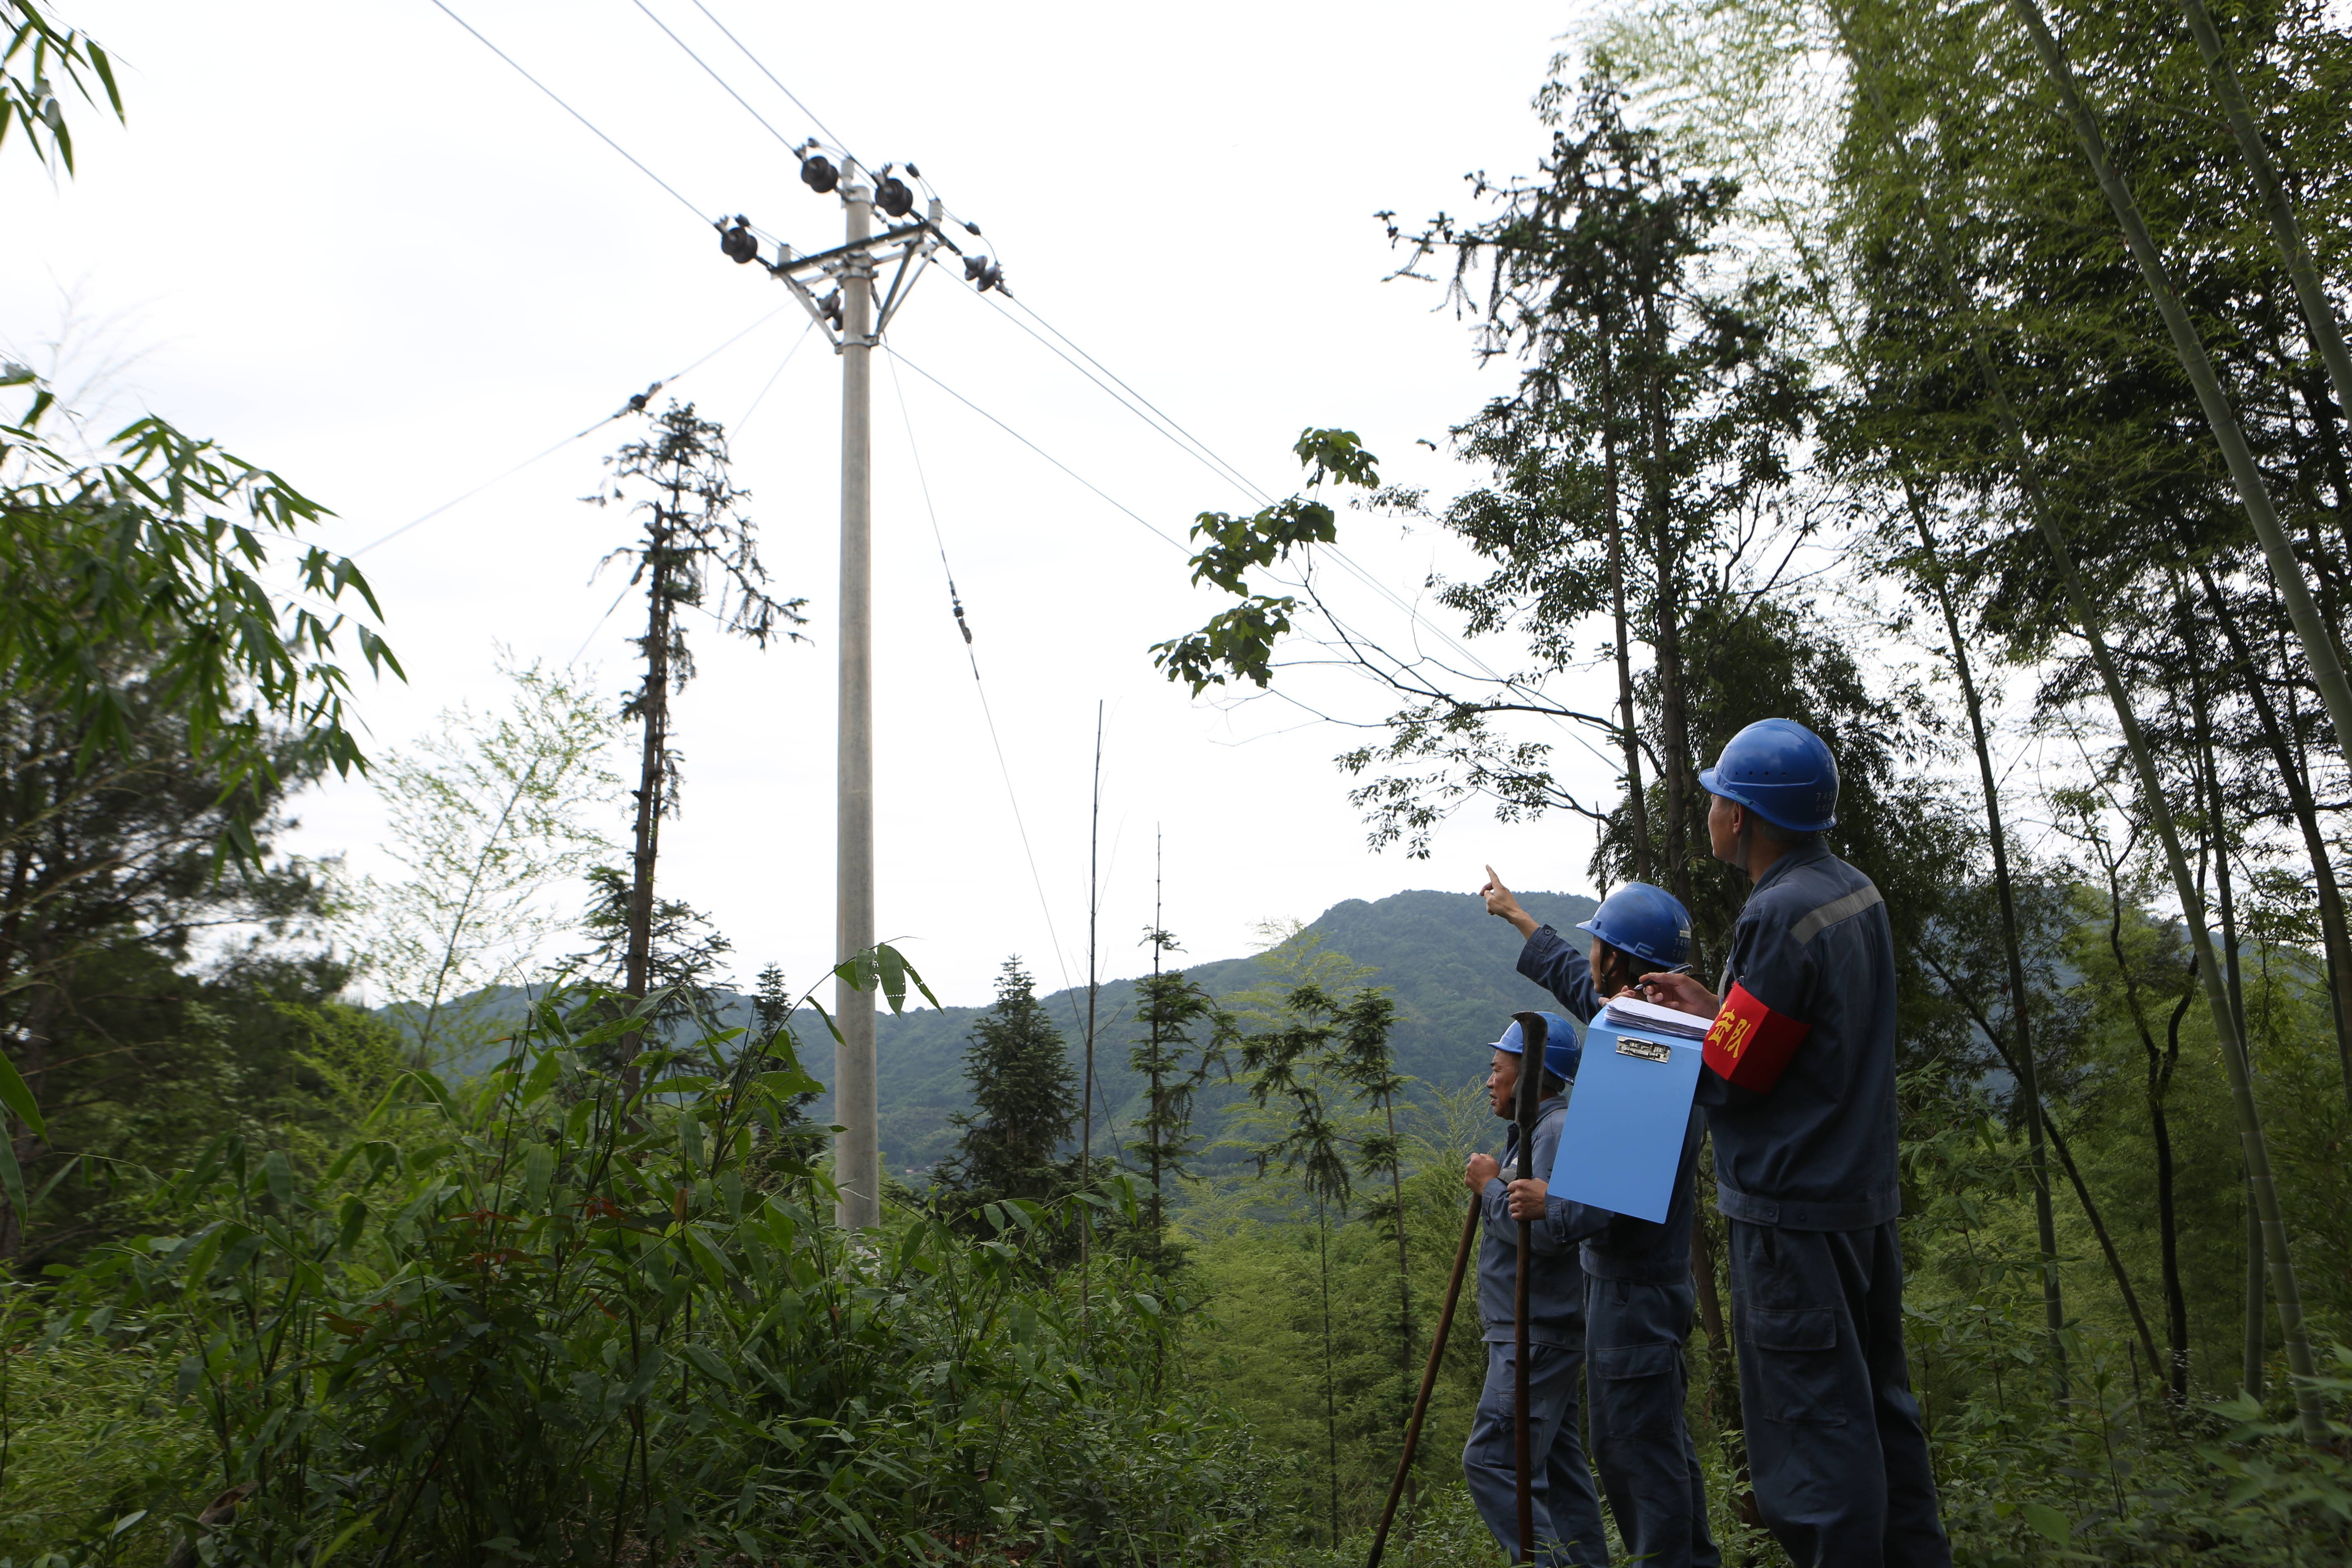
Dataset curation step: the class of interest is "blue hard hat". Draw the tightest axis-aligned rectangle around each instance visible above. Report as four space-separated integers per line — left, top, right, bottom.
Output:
1575 882 1693 969
1698 718 1839 833
1490 1013 1583 1083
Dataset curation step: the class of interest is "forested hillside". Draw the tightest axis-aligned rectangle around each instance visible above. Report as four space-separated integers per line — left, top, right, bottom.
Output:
815 887 1601 1174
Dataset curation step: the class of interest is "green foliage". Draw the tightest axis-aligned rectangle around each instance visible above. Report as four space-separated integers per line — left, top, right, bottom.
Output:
7 951 1271 1566
0 405 397 872
933 960 1082 1221
0 1 120 175
1149 429 1379 695
1126 930 1229 1267
357 657 620 1067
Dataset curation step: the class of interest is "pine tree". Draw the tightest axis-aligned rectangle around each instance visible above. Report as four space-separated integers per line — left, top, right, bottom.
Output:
1127 926 1226 1269
935 958 1080 1213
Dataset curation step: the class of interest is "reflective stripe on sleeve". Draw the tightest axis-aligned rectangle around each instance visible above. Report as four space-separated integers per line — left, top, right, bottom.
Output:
1702 982 1811 1093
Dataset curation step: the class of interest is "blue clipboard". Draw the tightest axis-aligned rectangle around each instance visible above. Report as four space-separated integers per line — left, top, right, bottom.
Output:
1547 1013 1703 1224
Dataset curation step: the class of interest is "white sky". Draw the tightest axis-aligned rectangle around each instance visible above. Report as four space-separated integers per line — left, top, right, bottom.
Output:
6 0 1652 1006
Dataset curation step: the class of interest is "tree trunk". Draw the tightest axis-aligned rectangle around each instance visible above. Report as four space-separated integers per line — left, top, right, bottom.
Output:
1905 481 2065 1382
1602 325 1653 882
1688 1140 1757 1526
2194 561 2352 1105
1832 0 2330 1441
1318 1197 1339 1548
1917 942 2164 1377
1639 292 1698 920
621 508 674 1097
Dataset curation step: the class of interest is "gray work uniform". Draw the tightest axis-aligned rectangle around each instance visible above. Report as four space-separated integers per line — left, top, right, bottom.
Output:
1463 1094 1611 1568
1696 842 1949 1567
1522 929 1722 1568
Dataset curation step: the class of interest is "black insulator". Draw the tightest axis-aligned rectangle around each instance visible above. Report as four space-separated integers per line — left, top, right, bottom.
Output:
964 220 981 235
875 175 915 218
905 162 920 178
962 255 1003 292
801 153 839 194
720 222 759 264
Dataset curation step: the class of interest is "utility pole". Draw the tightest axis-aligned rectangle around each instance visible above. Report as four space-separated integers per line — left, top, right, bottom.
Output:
715 146 1008 1229
833 163 879 1229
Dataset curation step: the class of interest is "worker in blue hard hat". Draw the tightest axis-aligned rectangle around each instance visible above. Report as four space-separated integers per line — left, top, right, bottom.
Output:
1460 1013 1610 1568
1639 719 1950 1567
1483 875 1719 1568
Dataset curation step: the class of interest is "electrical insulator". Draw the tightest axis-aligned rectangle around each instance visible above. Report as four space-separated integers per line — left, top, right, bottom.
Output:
875 175 914 218
962 255 1004 293
821 290 844 331
719 219 759 264
963 220 981 236
801 153 839 194
905 162 921 178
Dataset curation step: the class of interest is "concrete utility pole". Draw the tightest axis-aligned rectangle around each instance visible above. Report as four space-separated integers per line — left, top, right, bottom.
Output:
833 165 879 1229
717 146 1001 1229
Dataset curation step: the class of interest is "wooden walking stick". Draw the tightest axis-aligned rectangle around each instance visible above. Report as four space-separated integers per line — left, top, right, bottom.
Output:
1511 1011 1545 1567
1364 1190 1481 1568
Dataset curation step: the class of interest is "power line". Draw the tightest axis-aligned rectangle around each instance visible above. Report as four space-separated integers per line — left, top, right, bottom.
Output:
882 346 1189 554
737 317 818 434
425 0 709 223
884 351 1084 1029
627 0 800 152
937 265 1624 773
684 0 856 166
1003 292 1274 506
351 301 798 557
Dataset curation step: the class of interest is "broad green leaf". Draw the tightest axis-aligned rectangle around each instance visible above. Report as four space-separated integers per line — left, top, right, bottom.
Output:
2021 1502 2071 1544
680 1341 740 1389
263 1149 294 1210
0 1048 46 1134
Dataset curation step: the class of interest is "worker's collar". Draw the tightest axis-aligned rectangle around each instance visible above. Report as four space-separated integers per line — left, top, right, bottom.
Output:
1751 837 1833 896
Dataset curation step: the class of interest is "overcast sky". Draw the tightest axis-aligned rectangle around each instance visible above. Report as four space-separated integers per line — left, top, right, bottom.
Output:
5 0 1642 1005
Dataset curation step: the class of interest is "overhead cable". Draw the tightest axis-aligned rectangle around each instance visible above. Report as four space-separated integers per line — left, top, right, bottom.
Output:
685 0 857 167
882 347 1189 555
940 265 1621 769
353 301 798 557
736 317 819 435
424 0 709 223
626 0 801 151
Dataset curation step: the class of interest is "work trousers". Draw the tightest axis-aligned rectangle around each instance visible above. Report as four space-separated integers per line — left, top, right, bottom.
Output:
1728 1219 1951 1567
1462 1340 1610 1567
1586 1274 1720 1568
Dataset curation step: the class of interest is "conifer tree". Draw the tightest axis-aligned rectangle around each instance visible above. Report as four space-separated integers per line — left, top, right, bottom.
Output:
1127 926 1226 1269
936 958 1080 1212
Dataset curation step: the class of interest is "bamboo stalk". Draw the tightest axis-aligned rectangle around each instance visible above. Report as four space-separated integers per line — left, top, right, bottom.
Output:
2008 0 2352 780
1831 0 2328 1445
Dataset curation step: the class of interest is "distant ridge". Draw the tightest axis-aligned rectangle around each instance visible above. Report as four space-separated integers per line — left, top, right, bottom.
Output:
410 887 1598 1175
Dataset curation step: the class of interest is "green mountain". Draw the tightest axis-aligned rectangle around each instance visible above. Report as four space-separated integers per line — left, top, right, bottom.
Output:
822 886 1600 1176
416 888 1599 1176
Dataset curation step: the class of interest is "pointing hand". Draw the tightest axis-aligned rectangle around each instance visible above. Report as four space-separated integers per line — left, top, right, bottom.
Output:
1481 865 1538 938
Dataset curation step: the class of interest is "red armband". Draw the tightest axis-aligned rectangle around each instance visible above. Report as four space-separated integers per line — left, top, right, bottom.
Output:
1702 982 1810 1094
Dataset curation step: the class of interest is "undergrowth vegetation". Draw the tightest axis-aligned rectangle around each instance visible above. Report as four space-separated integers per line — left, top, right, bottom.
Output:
2 958 1270 1567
